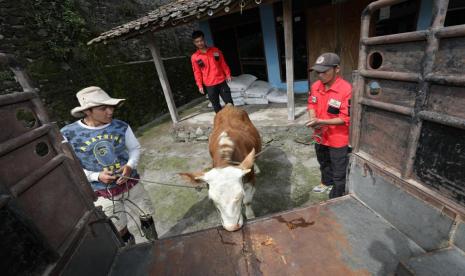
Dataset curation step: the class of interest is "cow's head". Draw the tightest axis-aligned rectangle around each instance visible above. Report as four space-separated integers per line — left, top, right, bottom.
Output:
180 149 255 231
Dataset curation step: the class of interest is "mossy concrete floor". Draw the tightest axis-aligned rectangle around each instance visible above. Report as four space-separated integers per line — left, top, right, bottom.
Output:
129 98 330 242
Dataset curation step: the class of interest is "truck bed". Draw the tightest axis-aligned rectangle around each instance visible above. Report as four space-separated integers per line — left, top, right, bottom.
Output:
110 196 425 276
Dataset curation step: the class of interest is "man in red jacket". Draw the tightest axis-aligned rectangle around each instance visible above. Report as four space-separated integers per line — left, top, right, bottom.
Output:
306 53 352 199
191 30 233 113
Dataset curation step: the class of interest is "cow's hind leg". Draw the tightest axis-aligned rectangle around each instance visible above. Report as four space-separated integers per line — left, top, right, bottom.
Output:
243 182 256 219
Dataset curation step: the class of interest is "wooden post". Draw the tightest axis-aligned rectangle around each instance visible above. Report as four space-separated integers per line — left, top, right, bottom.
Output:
146 33 179 124
283 0 295 121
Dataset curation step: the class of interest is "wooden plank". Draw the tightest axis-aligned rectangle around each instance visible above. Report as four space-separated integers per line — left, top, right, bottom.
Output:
146 33 179 124
306 0 373 82
283 0 294 121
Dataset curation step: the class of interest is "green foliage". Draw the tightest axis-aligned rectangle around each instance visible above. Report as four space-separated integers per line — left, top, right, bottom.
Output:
30 0 88 60
0 70 15 81
3 0 198 128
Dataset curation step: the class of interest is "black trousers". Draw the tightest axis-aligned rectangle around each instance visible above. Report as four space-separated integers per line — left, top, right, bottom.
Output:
205 81 234 113
315 144 349 199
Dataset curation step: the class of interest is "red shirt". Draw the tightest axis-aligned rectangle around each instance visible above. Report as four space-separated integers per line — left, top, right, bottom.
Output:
191 47 231 90
307 77 352 148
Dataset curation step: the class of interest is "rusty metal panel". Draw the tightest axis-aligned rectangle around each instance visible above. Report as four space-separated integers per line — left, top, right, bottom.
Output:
359 106 411 171
61 219 121 276
18 164 88 250
0 134 57 188
0 100 42 143
364 78 417 107
111 197 424 276
414 121 465 205
365 42 426 72
0 91 121 275
352 0 465 212
427 84 465 119
348 156 455 251
433 36 465 75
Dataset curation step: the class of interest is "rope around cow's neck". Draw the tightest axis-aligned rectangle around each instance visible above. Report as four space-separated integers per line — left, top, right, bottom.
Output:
114 146 275 189
115 174 208 190
114 141 309 190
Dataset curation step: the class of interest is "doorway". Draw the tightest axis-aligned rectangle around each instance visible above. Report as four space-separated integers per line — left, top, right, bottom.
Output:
209 8 268 81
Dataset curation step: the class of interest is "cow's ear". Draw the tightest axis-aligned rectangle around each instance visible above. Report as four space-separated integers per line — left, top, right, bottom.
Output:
239 148 255 171
240 168 251 176
179 171 206 184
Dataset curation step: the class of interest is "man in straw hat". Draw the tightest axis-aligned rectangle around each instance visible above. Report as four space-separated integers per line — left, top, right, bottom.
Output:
61 86 157 244
306 53 352 199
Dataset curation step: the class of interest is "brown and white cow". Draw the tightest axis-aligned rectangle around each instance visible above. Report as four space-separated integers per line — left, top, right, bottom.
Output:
180 104 261 231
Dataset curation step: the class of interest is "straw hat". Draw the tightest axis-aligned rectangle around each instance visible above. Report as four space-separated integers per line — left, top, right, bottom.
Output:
71 86 125 118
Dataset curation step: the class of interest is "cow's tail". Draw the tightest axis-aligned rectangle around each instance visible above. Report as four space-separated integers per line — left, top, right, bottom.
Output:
218 131 234 161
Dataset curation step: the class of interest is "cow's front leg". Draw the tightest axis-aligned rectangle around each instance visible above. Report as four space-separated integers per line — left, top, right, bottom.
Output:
243 182 256 219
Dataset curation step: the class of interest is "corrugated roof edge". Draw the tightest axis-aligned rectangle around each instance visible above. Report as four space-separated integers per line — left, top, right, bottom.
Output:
87 0 235 45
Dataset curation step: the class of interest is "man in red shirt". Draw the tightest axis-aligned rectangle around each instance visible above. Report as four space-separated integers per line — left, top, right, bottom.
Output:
306 53 352 199
191 30 233 113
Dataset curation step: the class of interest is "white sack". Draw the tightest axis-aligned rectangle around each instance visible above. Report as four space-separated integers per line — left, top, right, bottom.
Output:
267 88 288 103
231 91 243 98
244 80 272 98
227 74 257 91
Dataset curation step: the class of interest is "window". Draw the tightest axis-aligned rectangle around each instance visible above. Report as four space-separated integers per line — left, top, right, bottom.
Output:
210 8 268 80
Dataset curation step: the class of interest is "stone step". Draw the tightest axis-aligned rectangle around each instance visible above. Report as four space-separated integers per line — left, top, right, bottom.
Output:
396 246 465 276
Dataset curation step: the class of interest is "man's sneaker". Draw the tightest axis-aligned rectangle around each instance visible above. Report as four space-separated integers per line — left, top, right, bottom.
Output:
312 183 329 193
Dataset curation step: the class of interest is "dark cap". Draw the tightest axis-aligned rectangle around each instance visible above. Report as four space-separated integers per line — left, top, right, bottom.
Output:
310 52 340 73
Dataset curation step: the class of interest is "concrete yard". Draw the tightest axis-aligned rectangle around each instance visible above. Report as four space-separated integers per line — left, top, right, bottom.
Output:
130 96 329 242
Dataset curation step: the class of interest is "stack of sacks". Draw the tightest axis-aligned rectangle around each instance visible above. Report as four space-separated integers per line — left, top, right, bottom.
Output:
227 74 257 106
243 80 271 105
228 74 257 92
208 74 257 107
267 88 288 103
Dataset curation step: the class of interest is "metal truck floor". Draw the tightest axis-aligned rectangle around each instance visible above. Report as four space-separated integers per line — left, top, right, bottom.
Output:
109 195 424 276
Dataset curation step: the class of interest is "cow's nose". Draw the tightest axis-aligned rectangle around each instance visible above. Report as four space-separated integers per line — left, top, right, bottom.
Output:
223 223 242 232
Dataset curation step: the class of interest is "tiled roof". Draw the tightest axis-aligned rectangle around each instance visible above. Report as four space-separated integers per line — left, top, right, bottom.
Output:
87 0 237 45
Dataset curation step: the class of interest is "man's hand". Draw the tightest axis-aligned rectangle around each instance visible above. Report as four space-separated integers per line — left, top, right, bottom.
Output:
199 88 205 94
306 118 322 128
98 168 117 184
226 76 232 82
116 165 132 185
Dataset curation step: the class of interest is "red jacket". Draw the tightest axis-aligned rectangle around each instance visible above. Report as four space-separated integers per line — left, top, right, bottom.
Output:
307 77 352 148
191 47 231 90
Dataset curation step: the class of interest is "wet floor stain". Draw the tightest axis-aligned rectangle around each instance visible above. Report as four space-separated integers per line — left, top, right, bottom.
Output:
273 216 315 230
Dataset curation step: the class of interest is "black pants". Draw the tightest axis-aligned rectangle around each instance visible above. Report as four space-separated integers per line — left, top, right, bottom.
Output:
205 81 234 113
315 144 349 199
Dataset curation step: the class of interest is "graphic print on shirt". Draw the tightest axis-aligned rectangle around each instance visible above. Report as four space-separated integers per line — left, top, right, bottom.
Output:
86 135 123 172
93 140 117 167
